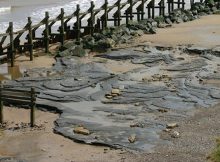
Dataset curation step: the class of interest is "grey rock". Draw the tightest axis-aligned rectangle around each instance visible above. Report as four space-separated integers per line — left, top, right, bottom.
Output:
149 27 157 34
165 18 172 25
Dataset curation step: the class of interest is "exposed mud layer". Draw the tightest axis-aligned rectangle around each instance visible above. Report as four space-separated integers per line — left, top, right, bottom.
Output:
4 45 220 151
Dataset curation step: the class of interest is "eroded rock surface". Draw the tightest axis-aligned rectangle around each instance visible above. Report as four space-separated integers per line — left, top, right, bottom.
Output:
4 45 220 151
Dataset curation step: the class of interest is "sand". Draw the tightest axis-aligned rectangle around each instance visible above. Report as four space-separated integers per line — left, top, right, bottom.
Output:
137 15 220 48
0 107 123 162
1 14 220 162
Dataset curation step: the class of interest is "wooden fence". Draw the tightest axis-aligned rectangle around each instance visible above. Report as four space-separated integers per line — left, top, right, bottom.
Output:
0 83 36 127
0 0 196 67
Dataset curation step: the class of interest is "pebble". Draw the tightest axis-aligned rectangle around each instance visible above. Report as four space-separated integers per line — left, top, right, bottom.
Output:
111 89 120 95
166 123 178 129
134 102 140 106
73 126 90 135
171 131 180 138
128 134 136 143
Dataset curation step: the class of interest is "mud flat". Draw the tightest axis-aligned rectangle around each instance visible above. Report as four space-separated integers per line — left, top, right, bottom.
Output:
1 15 220 162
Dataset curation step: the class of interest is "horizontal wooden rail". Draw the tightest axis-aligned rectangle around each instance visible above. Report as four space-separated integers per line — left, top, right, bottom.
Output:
0 83 36 127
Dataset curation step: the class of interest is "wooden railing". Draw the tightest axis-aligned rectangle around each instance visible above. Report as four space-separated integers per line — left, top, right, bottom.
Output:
0 0 190 67
0 83 36 127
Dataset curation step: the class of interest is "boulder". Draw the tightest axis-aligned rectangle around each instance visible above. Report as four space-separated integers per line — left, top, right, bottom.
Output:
149 27 157 34
56 45 86 57
165 18 172 25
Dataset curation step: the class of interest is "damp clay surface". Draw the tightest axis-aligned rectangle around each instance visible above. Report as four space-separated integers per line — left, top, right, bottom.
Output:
4 44 220 152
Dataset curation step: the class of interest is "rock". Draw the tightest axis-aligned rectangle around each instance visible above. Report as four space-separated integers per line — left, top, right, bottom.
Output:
213 10 220 14
71 45 87 57
93 33 106 41
134 102 140 106
205 0 215 6
165 17 172 25
171 131 180 138
97 38 116 49
154 16 165 24
149 27 157 34
136 30 144 36
166 123 178 129
151 21 158 28
128 134 136 143
82 35 95 49
211 6 217 12
74 126 90 135
212 46 220 56
176 17 183 23
105 94 113 99
187 46 209 54
158 23 171 28
131 29 144 36
56 45 86 57
163 128 171 132
63 41 76 49
111 89 120 95
158 108 168 113
130 123 140 127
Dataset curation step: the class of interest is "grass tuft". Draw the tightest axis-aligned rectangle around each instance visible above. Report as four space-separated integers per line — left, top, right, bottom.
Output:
208 138 220 162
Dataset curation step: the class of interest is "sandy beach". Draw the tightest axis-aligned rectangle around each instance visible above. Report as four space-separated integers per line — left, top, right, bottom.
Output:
0 14 220 162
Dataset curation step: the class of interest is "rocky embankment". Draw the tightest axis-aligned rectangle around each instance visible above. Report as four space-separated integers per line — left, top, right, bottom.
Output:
57 0 220 57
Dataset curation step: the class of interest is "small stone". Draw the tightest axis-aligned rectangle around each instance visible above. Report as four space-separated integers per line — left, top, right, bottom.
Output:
171 131 180 138
163 128 171 132
111 93 118 97
128 134 136 143
105 93 113 99
134 102 140 106
74 126 90 135
166 123 178 129
130 123 140 127
158 108 168 113
111 89 120 95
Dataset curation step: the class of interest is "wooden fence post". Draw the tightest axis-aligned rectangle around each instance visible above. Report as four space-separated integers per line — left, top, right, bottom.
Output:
159 0 165 16
44 12 50 53
30 87 36 127
0 45 3 56
178 0 181 8
129 0 133 21
140 0 145 20
182 0 185 9
89 1 95 35
9 22 14 67
75 4 81 45
147 1 152 18
117 0 121 26
171 0 174 11
152 0 155 19
103 0 108 29
60 8 65 48
28 17 33 61
168 0 171 14
0 82 3 124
